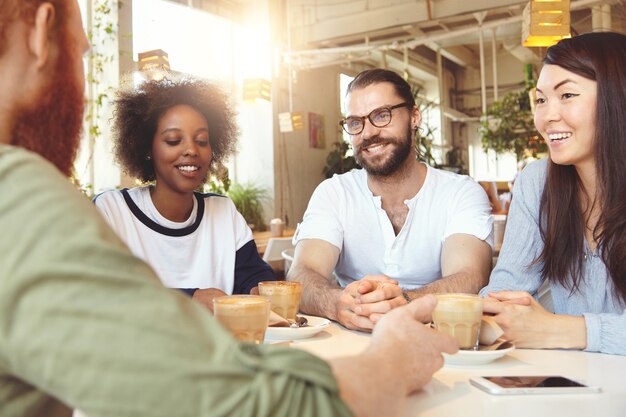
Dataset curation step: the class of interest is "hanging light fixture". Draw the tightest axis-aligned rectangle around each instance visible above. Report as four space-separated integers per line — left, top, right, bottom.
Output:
522 0 571 48
138 49 170 80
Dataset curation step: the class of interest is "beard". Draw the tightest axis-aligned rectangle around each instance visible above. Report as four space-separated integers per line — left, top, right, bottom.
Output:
10 27 84 177
355 124 413 177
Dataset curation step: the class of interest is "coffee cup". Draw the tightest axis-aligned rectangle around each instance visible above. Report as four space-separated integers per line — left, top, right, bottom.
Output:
269 218 285 237
432 293 483 350
213 295 270 344
493 214 507 252
258 281 302 321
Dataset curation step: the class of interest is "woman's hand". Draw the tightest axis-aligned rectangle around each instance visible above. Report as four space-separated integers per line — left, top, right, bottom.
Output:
483 290 587 349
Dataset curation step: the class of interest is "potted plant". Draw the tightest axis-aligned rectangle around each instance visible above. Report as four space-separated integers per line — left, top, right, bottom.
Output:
322 140 360 179
227 182 269 231
480 65 547 161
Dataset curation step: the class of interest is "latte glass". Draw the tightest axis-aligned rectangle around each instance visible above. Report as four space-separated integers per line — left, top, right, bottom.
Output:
432 294 483 350
258 281 302 321
213 295 270 344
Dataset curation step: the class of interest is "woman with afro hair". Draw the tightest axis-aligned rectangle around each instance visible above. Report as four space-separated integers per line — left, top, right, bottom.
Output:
94 78 275 311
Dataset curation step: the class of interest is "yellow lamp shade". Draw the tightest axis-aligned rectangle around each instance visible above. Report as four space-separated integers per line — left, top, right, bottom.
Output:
138 49 170 72
522 0 571 47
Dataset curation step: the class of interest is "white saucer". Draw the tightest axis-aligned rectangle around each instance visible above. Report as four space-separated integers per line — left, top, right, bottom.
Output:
265 315 330 340
443 342 515 366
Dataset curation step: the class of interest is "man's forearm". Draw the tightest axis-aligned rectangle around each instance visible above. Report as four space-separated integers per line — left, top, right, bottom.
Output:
407 270 488 298
329 353 407 417
287 265 342 321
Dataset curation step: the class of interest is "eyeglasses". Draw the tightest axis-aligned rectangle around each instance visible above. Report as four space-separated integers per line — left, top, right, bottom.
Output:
339 102 408 135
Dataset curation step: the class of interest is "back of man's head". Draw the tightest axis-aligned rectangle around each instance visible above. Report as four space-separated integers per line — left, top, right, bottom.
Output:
0 0 84 177
346 69 415 107
0 1 66 56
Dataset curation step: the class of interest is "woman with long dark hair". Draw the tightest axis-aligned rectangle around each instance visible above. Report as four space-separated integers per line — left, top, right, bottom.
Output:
481 32 626 355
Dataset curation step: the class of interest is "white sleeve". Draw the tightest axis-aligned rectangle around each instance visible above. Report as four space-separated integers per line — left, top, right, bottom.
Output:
225 197 254 251
443 179 494 248
293 179 344 251
93 191 122 233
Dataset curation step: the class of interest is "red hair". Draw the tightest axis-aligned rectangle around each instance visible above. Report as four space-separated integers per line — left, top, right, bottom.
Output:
0 0 66 56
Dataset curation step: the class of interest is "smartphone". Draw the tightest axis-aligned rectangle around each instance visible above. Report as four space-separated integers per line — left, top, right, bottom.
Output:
470 376 601 395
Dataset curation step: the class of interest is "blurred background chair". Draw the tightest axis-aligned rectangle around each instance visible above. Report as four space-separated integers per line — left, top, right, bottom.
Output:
281 248 294 276
537 280 554 312
479 181 506 214
262 237 294 280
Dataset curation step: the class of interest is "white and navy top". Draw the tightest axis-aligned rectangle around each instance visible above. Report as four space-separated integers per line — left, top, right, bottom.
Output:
94 186 274 295
294 163 493 290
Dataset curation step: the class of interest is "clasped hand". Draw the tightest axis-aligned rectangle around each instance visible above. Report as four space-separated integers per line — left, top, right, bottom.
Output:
337 275 407 332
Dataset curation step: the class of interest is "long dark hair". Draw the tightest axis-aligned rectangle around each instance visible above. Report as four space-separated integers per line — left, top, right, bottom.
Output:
537 32 626 304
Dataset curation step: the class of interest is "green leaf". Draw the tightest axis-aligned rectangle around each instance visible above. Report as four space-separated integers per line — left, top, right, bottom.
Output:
479 88 546 161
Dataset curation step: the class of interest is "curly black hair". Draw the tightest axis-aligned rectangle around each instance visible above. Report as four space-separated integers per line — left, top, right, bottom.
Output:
112 78 238 182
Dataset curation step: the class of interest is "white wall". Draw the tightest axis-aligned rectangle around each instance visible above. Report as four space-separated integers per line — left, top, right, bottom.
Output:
235 100 275 217
273 67 342 227
132 0 236 83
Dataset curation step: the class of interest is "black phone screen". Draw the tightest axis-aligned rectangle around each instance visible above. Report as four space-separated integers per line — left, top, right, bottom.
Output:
484 376 587 388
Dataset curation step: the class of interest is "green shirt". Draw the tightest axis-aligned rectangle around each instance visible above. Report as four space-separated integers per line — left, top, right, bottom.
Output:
0 144 353 417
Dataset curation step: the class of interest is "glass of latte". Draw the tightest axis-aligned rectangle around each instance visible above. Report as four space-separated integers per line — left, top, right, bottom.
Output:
213 295 270 344
432 293 483 350
258 281 302 322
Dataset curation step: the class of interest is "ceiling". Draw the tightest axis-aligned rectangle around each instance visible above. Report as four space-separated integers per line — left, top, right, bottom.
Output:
170 0 625 87
284 0 626 79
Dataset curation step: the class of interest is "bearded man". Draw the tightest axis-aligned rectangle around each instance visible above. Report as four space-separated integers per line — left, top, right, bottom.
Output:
288 69 493 332
0 2 457 417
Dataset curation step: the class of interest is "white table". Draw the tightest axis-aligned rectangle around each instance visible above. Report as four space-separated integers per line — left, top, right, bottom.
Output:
292 321 626 417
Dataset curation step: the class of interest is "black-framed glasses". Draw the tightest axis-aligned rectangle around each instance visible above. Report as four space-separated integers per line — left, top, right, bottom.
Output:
339 102 408 135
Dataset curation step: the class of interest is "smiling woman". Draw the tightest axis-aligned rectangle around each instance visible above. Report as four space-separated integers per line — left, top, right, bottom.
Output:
149 103 213 217
93 78 277 312
533 65 597 168
480 32 626 355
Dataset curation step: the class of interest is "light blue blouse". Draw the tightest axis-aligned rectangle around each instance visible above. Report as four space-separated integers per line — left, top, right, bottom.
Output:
480 158 626 355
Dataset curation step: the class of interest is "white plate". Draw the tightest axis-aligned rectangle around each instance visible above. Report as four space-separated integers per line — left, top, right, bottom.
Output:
443 342 515 366
265 315 330 340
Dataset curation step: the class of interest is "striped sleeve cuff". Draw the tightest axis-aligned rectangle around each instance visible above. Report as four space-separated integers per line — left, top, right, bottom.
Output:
582 313 601 353
177 288 198 297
